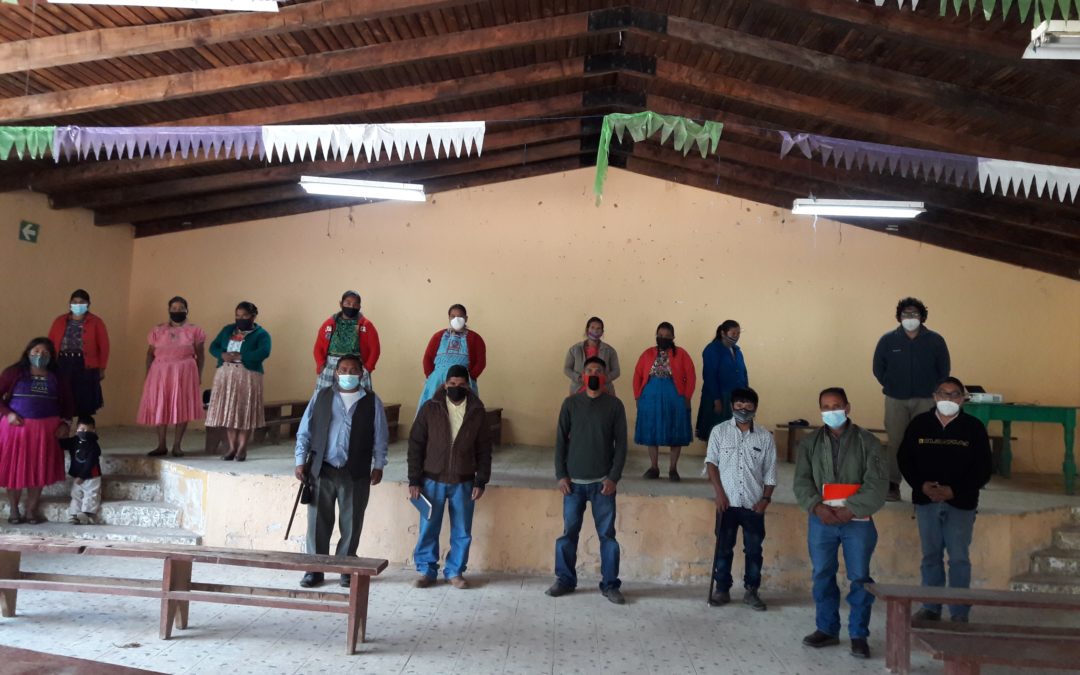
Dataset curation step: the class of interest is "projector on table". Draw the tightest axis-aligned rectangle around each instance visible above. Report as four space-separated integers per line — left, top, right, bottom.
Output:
966 386 1003 404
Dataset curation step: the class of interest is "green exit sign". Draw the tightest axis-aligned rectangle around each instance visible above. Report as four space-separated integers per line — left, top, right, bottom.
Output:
18 220 39 244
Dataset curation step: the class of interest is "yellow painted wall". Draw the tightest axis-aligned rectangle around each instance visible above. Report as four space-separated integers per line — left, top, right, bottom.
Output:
116 168 1079 472
0 192 134 426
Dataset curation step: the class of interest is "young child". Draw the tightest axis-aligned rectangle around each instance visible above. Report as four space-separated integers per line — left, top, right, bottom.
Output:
60 415 103 525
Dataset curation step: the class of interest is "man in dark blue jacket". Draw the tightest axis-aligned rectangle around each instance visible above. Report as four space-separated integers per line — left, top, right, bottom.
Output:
872 297 950 502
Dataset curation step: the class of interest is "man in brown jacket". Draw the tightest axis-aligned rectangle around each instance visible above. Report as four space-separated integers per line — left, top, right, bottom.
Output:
408 364 493 589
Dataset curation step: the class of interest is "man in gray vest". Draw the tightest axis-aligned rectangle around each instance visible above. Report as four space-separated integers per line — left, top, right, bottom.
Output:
294 354 389 588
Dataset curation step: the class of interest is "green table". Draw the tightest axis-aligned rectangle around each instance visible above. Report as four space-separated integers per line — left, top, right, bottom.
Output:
965 402 1078 495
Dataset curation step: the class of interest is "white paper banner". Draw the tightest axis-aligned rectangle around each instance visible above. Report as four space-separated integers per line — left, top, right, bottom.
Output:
260 122 486 163
978 158 1080 202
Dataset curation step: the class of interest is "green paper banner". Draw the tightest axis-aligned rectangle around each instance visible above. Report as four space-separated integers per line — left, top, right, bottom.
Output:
0 126 54 160
593 112 723 205
938 0 1078 23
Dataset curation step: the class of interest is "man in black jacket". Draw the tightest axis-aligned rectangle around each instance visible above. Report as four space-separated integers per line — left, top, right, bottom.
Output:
873 297 951 502
898 376 992 623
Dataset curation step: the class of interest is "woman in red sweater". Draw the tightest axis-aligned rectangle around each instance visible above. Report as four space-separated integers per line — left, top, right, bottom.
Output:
47 289 109 420
632 322 696 481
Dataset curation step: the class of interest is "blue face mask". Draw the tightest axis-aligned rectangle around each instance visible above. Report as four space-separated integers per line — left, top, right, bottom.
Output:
337 374 361 391
70 303 89 316
29 353 49 368
821 409 848 429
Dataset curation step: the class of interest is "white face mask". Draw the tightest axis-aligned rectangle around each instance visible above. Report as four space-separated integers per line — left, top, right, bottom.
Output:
901 318 921 332
449 316 466 332
936 400 960 417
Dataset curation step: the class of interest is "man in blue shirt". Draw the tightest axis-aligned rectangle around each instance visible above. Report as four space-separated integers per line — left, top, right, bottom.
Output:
294 354 389 588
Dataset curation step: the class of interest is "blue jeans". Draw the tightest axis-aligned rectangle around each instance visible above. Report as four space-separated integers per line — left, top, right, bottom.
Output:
915 502 977 619
713 507 765 591
807 514 878 639
554 482 620 591
413 479 475 579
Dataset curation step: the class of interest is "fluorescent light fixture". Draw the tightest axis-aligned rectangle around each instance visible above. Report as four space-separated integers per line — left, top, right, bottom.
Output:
1024 20 1080 59
299 176 426 202
791 198 925 219
48 0 279 12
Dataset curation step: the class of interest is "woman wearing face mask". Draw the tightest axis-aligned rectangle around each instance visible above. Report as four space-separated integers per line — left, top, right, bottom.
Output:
417 304 486 412
47 289 109 419
696 320 748 442
0 338 72 524
138 297 207 457
205 301 271 462
632 322 697 481
563 317 620 395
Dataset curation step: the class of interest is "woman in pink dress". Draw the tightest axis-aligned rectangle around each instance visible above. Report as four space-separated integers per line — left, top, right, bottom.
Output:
0 337 72 524
139 297 206 457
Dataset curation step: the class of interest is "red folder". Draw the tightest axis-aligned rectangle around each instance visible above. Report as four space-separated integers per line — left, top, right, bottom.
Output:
822 483 860 506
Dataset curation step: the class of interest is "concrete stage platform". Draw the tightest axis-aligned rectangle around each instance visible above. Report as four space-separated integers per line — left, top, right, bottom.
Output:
37 427 1080 591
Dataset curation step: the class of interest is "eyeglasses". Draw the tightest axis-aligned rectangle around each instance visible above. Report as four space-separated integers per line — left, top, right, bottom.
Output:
934 390 965 400
900 311 921 319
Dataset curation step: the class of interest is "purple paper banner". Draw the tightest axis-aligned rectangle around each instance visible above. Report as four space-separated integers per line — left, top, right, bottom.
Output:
53 126 264 162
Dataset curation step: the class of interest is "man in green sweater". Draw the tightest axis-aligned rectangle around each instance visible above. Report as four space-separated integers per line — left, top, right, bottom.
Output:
546 356 628 604
793 387 887 659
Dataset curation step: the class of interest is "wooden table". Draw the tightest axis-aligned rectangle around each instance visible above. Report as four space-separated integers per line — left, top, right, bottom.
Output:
965 402 1078 494
914 633 1080 674
776 423 886 463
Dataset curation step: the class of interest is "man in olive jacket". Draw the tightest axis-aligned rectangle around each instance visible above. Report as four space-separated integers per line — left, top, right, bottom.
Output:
793 387 887 659
408 364 493 589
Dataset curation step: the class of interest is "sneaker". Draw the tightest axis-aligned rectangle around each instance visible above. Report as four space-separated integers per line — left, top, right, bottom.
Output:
885 483 902 502
299 572 324 588
448 576 469 590
850 638 870 659
642 467 660 480
414 575 437 589
545 582 574 597
802 630 840 648
708 590 730 606
913 608 941 622
743 589 767 611
79 512 96 525
339 574 351 588
602 587 626 605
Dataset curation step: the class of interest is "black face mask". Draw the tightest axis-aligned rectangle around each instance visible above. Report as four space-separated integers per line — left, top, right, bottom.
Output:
446 386 468 403
235 318 254 331
341 306 360 319
586 375 601 391
169 311 188 323
76 431 98 442
656 337 675 351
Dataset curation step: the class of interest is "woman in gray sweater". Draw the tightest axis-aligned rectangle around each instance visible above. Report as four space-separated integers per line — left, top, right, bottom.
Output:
563 317 620 395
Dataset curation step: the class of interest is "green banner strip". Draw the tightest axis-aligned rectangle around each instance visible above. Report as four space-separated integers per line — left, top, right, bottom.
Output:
0 126 55 161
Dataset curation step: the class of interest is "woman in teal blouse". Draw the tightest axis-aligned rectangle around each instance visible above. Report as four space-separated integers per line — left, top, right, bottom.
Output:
205 301 271 461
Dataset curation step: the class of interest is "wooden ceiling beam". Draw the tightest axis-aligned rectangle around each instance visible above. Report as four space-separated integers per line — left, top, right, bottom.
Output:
0 11 606 122
132 155 586 237
55 120 582 210
0 0 480 76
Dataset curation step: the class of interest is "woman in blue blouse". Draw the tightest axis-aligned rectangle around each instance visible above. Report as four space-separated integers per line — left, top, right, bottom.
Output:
205 301 271 462
695 320 748 441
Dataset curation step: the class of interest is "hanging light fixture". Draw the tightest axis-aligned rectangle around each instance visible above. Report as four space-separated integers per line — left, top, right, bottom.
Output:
1023 20 1080 60
48 0 279 12
299 176 427 202
791 198 925 219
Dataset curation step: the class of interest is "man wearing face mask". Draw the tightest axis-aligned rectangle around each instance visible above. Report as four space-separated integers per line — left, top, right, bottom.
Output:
898 377 992 623
705 387 775 611
793 388 887 659
873 297 950 502
408 364 492 589
547 357 628 604
293 354 388 589
312 291 380 393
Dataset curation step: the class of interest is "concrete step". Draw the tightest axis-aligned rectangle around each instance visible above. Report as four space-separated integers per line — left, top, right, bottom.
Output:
1030 547 1080 575
42 475 163 502
1072 506 1080 524
1054 524 1080 551
1010 573 1080 595
98 454 162 478
0 499 180 529
0 521 199 545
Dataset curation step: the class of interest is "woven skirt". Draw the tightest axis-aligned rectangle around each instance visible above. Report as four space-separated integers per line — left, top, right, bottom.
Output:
0 416 66 489
205 363 264 431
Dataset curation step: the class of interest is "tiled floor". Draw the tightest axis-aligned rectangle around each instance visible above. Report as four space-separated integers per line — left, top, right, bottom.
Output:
1 554 1075 674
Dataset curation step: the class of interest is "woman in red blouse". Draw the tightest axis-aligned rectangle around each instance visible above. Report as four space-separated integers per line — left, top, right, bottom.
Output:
632 322 696 481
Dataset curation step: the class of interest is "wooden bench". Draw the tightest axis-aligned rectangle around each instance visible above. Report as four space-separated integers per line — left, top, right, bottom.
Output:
868 583 1080 674
0 535 387 655
255 399 310 445
914 633 1080 674
777 423 886 463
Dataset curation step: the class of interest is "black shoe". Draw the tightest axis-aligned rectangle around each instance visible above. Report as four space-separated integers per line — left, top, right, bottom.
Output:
913 608 941 622
743 589 767 611
300 572 324 588
668 469 681 482
545 582 574 597
885 483 901 502
340 574 350 588
708 590 730 606
950 614 969 623
850 638 870 659
602 587 626 605
802 630 840 648
642 467 660 480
